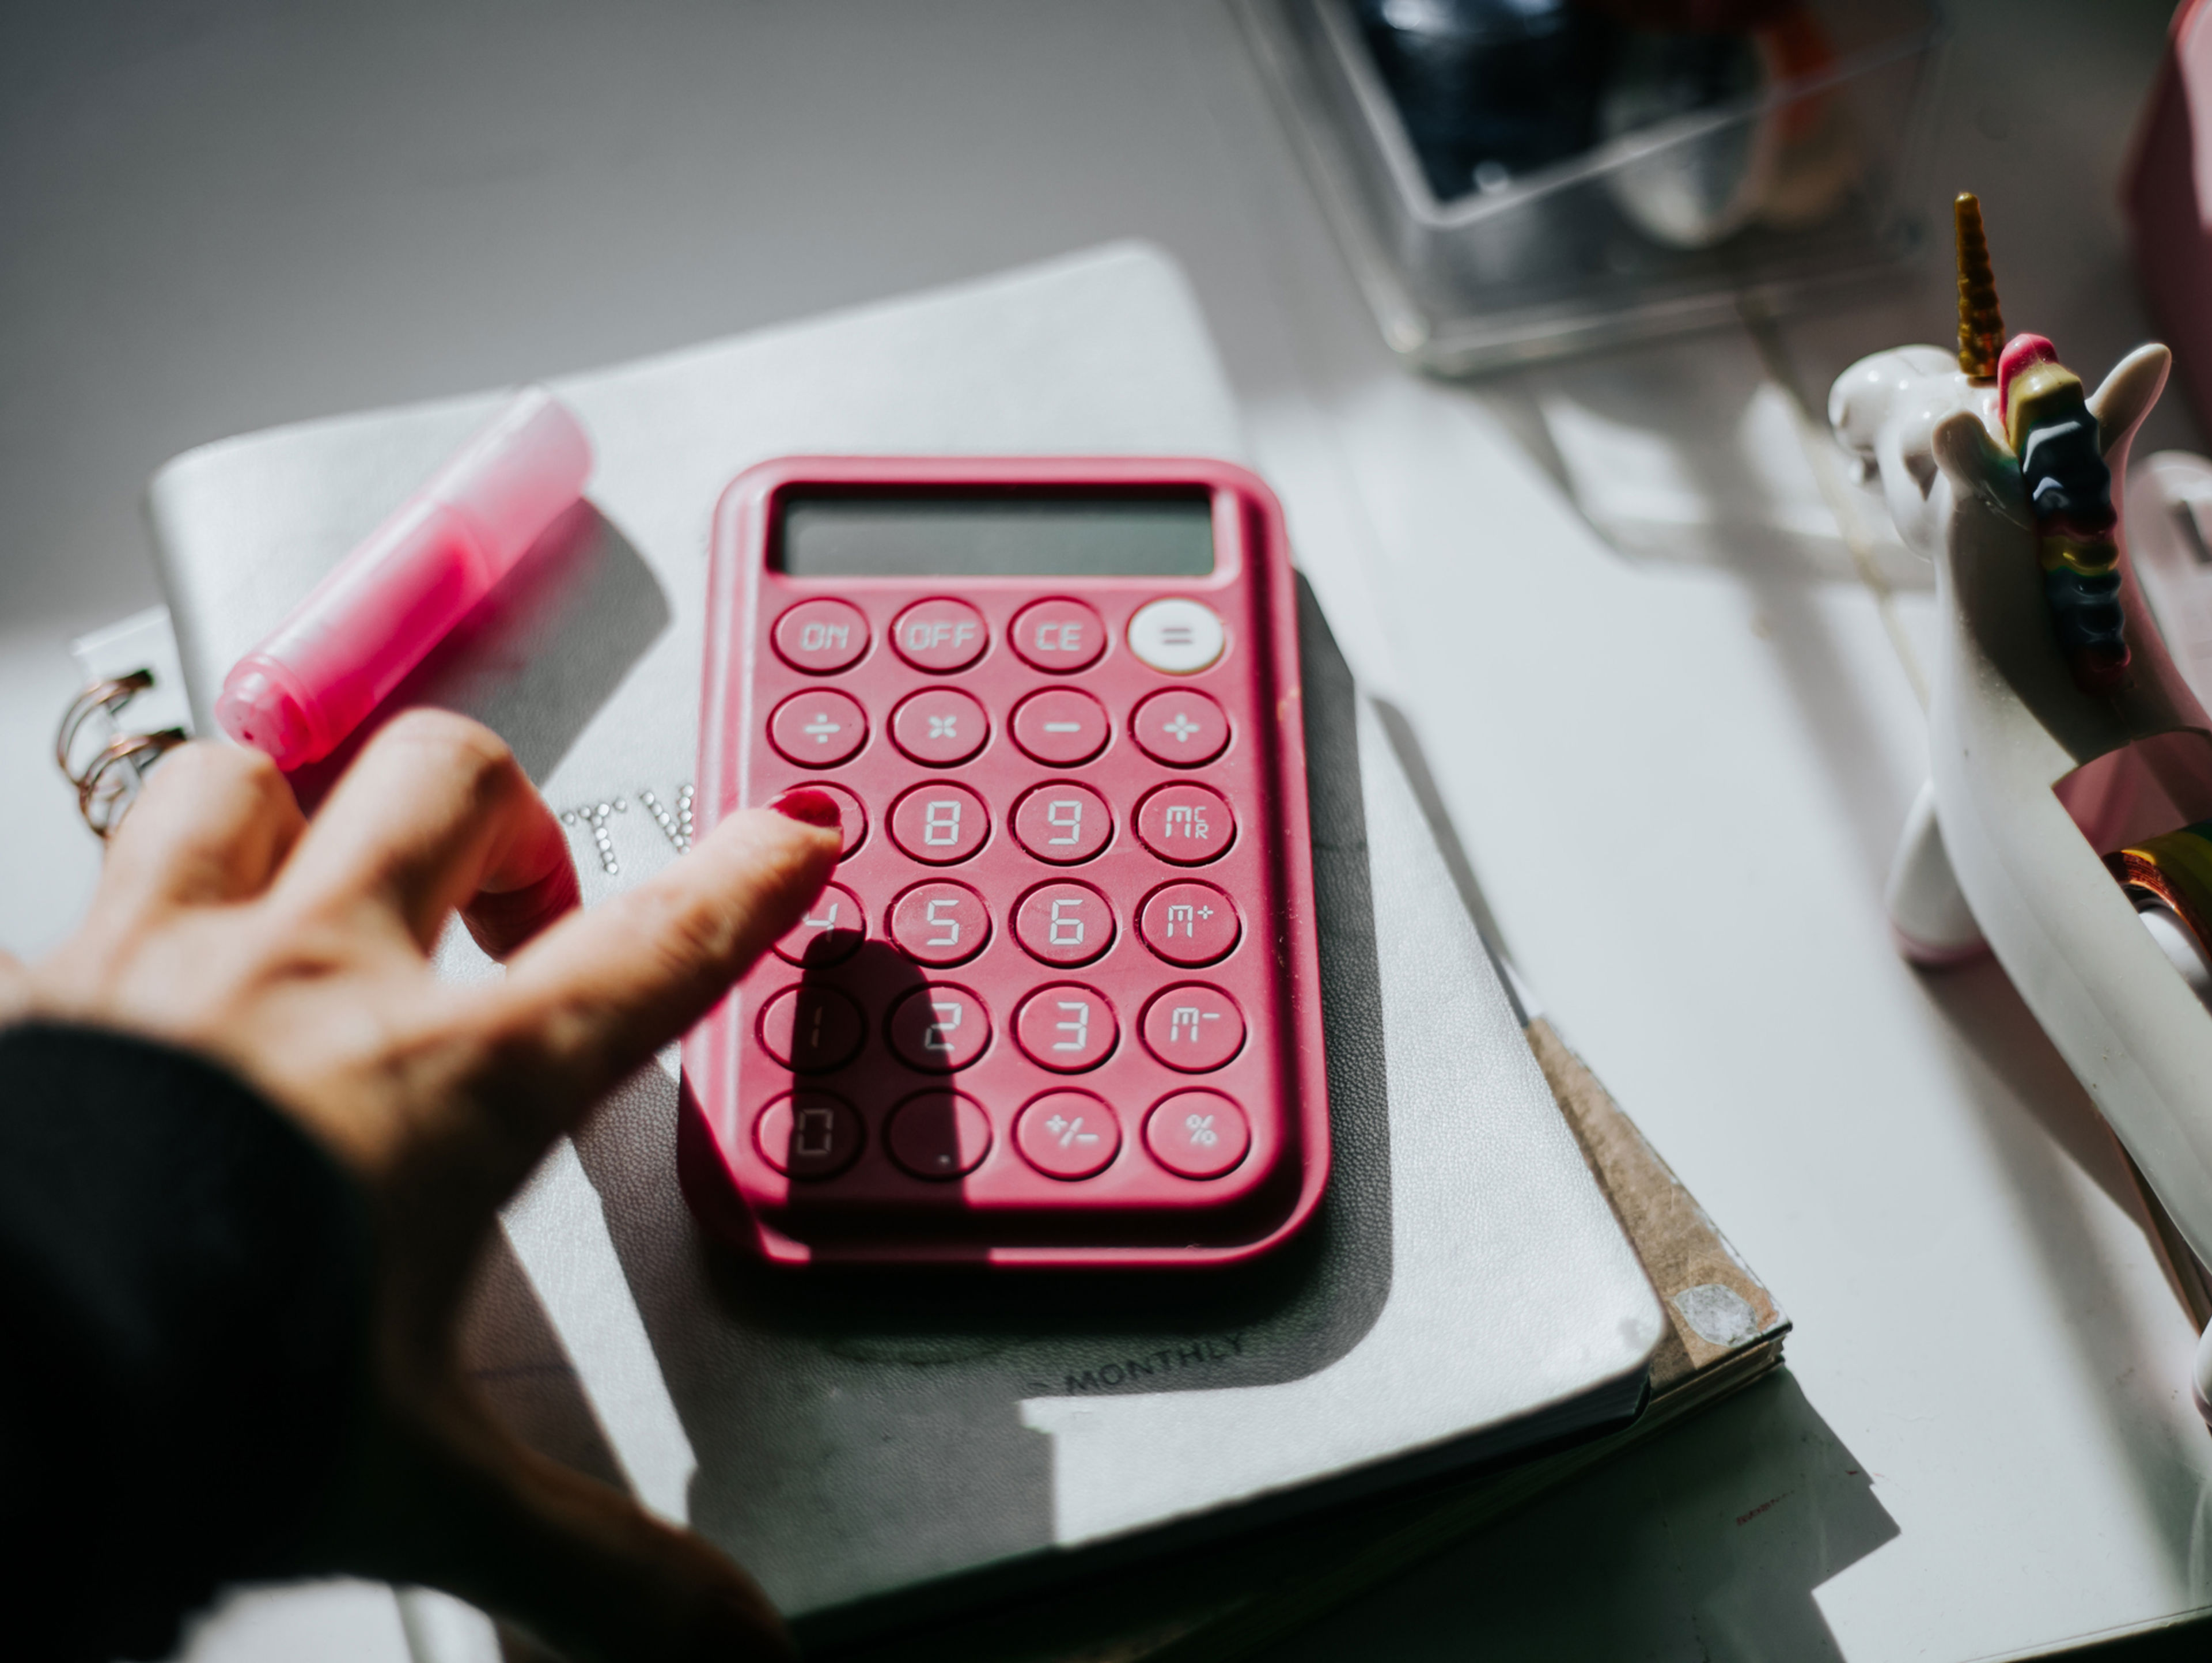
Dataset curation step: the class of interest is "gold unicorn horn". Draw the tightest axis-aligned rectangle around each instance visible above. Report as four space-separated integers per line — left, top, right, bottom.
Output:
1956 192 2005 381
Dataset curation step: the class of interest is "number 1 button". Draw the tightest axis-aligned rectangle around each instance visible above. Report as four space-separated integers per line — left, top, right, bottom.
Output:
891 783 988 863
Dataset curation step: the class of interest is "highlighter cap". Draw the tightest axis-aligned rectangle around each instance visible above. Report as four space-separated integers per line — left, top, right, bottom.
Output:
425 386 593 581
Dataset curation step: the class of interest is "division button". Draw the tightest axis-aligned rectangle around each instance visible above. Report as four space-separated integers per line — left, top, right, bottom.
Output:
771 598 869 674
754 1091 865 1179
1010 598 1107 672
1016 1091 1121 1180
757 985 866 1073
891 687 988 766
1135 783 1232 864
768 689 867 767
775 781 866 858
887 1090 994 1179
1127 597 1225 674
890 783 990 863
1012 782 1112 864
1012 881 1113 967
892 598 988 672
772 881 865 967
1145 1091 1251 1179
1014 983 1117 1072
888 881 990 967
1131 688 1229 767
1138 881 1240 967
1011 687 1109 766
1140 984 1245 1072
887 983 991 1071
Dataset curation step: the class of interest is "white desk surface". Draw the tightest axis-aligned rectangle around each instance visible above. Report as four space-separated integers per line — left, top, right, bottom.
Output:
3 2 2205 1658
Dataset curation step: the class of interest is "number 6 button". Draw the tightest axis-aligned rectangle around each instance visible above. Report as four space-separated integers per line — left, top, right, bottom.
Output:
891 783 989 863
1013 783 1111 863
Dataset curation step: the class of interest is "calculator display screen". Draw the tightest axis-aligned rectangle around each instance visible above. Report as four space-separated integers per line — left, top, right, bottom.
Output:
777 493 1214 578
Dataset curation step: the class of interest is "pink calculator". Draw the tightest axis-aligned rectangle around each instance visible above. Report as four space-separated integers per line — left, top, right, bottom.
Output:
679 457 1329 1267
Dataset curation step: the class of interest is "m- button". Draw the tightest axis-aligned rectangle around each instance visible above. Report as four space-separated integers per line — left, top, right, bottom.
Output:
1012 598 1105 672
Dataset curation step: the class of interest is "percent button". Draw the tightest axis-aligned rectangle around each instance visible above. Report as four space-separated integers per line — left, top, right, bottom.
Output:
1145 1090 1250 1179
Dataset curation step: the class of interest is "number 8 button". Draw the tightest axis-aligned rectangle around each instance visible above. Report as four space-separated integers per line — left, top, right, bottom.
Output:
891 783 989 863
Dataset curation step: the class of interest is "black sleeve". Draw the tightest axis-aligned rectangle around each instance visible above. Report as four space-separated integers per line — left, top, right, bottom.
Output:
0 1023 373 1663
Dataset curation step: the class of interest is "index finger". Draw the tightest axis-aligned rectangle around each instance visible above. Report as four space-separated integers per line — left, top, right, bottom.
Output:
476 797 839 1114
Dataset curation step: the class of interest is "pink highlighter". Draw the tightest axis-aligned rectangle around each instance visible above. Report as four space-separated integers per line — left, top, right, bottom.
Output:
217 388 593 770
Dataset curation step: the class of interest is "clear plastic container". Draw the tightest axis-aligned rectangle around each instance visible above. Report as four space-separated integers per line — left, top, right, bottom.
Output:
1238 0 1943 373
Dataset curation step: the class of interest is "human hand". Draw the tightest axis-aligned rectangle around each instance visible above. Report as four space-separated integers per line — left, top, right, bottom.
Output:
0 710 840 1661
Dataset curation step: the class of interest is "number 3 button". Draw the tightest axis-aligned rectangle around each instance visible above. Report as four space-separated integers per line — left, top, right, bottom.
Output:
1013 783 1111 863
891 783 989 863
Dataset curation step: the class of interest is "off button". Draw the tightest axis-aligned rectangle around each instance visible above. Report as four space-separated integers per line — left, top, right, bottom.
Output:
1127 598 1225 674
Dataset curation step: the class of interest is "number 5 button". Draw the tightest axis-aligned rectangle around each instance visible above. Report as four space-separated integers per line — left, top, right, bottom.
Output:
891 783 989 863
1013 783 1111 863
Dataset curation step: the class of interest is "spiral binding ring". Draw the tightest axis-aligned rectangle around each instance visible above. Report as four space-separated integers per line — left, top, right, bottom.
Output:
56 670 153 783
77 728 188 838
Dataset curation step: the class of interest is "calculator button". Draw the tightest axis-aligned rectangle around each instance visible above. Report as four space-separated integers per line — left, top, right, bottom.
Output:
887 984 991 1071
887 1090 993 1179
772 598 869 674
888 881 990 967
1135 783 1232 864
1140 984 1244 1071
890 783 990 863
754 1091 864 1179
1014 983 1116 1072
891 687 988 766
768 690 867 767
1010 598 1106 672
1138 882 1239 967
1011 688 1109 766
1145 1091 1251 1179
772 882 865 967
758 985 866 1072
1127 598 1225 674
1012 881 1114 967
1012 783 1112 864
1016 1091 1120 1179
782 781 866 858
1131 689 1229 767
892 598 988 672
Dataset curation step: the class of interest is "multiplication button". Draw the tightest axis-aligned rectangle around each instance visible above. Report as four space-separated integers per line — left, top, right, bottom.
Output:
768 690 866 767
891 687 987 766
890 783 989 863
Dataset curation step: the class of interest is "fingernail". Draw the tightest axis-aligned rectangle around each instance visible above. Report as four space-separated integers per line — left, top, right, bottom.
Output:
770 787 842 832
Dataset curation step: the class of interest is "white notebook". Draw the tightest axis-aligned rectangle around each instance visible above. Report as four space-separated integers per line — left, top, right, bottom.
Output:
144 244 1661 1643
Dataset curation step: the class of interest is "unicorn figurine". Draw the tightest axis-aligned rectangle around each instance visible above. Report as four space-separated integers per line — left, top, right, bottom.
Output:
1830 194 2212 1416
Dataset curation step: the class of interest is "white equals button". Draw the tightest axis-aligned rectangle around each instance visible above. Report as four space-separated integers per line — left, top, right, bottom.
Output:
1127 597 1225 674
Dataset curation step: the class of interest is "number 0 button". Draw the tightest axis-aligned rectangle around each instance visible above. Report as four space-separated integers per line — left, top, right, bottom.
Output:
1013 783 1111 863
755 1092 864 1179
891 783 989 863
